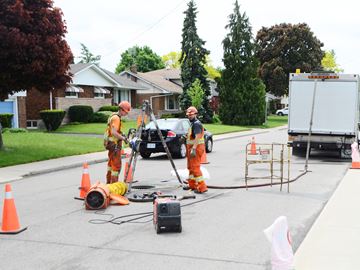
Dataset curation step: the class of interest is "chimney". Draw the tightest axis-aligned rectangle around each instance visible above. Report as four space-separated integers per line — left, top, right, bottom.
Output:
130 64 138 73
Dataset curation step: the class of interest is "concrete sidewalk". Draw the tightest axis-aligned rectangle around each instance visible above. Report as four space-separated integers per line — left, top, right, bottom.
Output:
294 168 360 269
0 128 273 183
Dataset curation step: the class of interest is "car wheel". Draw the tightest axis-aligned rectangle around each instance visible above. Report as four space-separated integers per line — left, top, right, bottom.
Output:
140 151 151 159
277 112 283 116
206 139 213 153
177 142 186 158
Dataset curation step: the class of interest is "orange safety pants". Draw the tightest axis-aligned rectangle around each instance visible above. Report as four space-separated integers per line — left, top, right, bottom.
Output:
186 144 205 181
107 146 122 184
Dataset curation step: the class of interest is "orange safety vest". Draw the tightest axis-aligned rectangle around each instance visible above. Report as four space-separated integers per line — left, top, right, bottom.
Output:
104 113 122 144
186 120 205 145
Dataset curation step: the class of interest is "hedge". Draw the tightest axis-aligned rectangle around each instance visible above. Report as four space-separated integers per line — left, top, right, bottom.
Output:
98 105 118 112
68 105 94 123
0 114 13 128
40 110 66 131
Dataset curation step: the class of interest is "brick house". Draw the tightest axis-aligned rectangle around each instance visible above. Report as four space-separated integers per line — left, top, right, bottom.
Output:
120 67 219 116
0 92 27 128
26 63 146 128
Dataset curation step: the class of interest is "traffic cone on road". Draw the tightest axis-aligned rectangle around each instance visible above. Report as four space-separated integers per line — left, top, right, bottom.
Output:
124 162 133 183
250 137 257 155
75 162 91 200
0 184 27 234
200 150 209 164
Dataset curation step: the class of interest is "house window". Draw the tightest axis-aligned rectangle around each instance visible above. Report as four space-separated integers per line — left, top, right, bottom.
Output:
94 92 105 99
65 92 78 98
166 95 179 110
26 120 38 129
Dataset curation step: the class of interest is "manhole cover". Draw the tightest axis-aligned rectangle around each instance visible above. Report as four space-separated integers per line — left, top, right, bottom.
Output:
131 185 156 190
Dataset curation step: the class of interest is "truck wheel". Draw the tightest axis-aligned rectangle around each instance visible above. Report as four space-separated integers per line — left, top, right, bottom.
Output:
292 146 306 156
340 148 352 159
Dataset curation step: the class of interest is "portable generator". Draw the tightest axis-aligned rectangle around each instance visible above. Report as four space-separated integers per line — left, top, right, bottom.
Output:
153 195 182 234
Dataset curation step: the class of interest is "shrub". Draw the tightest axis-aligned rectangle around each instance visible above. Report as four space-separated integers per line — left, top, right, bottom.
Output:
90 112 109 123
40 110 66 131
98 105 118 112
68 105 94 123
3 128 28 133
211 113 221 124
0 114 13 128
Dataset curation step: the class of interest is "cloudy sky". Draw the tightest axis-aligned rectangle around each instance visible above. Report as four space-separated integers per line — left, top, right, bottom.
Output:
53 0 360 73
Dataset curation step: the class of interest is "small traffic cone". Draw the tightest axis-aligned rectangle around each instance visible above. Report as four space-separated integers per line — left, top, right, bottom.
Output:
74 162 91 200
124 162 133 183
0 184 27 234
250 137 257 155
200 150 209 164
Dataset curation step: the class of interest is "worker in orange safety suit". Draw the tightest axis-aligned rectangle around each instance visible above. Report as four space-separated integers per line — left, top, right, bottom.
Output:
104 101 131 184
186 106 208 193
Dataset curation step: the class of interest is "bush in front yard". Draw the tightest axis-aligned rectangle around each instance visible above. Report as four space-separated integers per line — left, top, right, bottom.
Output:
0 114 13 128
40 110 66 131
68 105 94 123
98 105 118 112
90 112 109 123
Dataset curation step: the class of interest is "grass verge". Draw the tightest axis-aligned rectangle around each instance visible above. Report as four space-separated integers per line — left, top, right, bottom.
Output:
0 132 103 167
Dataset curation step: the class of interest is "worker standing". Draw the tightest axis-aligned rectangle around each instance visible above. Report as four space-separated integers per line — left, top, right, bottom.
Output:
185 106 208 193
104 101 131 184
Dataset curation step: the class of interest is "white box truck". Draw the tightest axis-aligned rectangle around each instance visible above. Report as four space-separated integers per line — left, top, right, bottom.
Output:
288 73 360 158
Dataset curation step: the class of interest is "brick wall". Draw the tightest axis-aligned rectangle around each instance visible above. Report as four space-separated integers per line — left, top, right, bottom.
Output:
17 96 26 128
56 97 111 123
26 88 50 119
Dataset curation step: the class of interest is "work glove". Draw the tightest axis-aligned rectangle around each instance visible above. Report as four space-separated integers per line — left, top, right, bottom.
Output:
130 137 141 152
190 148 196 158
180 134 187 143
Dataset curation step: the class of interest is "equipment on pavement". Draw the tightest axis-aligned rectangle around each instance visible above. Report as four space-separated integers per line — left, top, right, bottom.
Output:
85 182 129 210
153 195 182 234
124 100 184 192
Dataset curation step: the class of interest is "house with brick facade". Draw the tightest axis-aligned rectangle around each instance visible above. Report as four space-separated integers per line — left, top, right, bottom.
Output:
26 63 146 128
120 67 219 116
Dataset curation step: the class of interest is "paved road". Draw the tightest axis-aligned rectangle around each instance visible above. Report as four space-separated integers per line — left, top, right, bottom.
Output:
0 128 350 269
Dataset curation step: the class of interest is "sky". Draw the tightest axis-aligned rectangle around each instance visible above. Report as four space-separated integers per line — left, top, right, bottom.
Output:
53 0 360 74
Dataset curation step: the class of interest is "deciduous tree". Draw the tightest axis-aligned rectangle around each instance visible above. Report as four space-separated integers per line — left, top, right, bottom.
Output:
256 23 324 96
321 50 343 73
115 45 165 73
78 43 101 65
0 0 73 148
219 1 265 125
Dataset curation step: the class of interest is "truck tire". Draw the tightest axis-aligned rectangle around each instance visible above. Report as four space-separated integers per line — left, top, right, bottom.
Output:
292 146 307 156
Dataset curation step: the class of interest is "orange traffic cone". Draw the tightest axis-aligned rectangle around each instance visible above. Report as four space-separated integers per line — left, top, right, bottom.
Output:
124 162 133 183
74 162 91 200
201 150 209 164
0 184 27 234
250 137 257 155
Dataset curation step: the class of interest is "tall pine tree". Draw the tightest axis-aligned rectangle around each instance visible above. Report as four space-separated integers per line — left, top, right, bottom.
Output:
219 1 265 125
180 0 213 123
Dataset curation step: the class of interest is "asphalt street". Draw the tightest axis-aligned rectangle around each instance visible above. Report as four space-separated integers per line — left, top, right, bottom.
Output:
0 127 350 270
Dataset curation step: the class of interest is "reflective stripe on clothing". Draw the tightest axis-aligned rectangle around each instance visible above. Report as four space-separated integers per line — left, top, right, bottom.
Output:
186 119 205 145
105 113 122 144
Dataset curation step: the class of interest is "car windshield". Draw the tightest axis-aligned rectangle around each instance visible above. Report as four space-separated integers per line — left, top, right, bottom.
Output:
146 119 178 130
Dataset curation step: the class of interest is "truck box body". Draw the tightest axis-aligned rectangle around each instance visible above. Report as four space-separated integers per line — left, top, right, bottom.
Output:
288 73 360 156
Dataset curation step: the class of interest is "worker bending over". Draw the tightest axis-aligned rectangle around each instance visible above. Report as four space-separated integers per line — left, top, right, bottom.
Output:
104 101 130 184
186 106 208 193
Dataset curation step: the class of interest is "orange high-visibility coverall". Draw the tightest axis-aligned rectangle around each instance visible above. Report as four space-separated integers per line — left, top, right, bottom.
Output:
104 114 123 184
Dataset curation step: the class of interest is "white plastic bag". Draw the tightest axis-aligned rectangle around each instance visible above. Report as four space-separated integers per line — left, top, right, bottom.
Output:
351 142 360 162
264 216 294 270
170 166 210 180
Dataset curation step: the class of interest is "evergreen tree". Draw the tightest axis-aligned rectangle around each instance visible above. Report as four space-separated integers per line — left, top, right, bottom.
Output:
219 1 265 125
180 0 213 123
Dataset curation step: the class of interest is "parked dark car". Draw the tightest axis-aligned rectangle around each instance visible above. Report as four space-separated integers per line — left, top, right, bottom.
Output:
138 118 213 159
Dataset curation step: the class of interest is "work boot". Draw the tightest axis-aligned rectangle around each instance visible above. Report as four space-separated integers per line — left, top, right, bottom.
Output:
195 181 208 193
187 179 197 190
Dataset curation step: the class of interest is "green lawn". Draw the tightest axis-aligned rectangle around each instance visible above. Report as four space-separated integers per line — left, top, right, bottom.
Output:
205 115 287 134
0 115 287 167
0 132 104 167
56 120 138 135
